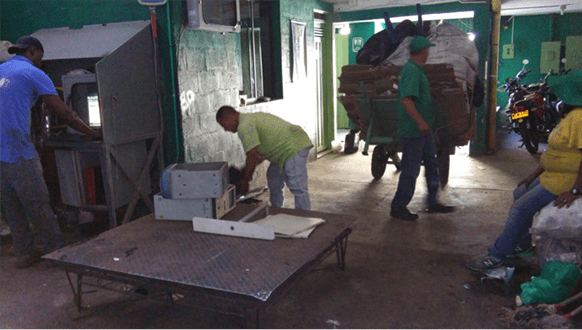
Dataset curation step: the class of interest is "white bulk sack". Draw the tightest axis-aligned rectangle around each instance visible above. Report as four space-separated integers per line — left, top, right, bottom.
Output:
381 22 479 93
531 198 582 240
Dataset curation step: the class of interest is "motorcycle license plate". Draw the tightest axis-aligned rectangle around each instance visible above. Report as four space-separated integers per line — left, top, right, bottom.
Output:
511 110 529 120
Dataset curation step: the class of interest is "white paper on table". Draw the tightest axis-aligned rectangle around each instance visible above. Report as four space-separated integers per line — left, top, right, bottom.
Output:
253 214 325 238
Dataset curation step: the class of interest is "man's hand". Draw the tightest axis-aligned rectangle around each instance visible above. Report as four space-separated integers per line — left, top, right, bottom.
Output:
401 97 431 135
418 121 431 135
553 191 580 209
91 129 103 140
517 175 535 189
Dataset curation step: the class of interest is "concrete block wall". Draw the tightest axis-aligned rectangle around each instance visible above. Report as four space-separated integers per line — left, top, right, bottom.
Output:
176 0 332 191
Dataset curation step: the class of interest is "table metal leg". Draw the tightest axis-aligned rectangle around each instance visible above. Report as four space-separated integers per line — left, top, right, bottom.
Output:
65 271 84 311
334 231 350 270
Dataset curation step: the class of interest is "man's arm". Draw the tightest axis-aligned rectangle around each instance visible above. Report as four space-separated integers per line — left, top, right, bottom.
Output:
239 146 263 194
401 96 431 135
518 164 545 189
42 95 100 138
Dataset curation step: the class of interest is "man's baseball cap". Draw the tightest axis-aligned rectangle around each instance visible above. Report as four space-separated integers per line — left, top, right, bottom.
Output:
409 36 435 52
8 36 44 54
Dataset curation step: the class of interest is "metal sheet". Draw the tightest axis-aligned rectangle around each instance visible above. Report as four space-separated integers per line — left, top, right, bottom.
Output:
44 205 355 302
31 21 150 60
96 25 160 145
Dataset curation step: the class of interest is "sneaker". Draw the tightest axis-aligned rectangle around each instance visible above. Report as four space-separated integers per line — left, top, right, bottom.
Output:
390 208 419 221
506 246 535 259
466 254 504 271
426 203 455 214
14 251 42 269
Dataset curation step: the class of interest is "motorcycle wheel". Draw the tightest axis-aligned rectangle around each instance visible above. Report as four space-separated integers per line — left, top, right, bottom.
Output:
519 121 539 154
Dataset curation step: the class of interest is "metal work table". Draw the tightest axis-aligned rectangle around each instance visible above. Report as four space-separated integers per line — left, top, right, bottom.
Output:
44 204 355 328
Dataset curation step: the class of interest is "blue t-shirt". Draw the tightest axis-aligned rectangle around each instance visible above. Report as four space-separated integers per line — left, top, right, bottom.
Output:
0 56 57 163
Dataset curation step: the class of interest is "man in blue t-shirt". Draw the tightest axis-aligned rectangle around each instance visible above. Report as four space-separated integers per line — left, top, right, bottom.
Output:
0 36 100 268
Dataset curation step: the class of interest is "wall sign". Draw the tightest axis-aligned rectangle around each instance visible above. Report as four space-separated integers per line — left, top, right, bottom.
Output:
352 37 363 53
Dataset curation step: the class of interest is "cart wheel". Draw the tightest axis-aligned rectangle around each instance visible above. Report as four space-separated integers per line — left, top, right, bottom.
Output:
371 145 387 179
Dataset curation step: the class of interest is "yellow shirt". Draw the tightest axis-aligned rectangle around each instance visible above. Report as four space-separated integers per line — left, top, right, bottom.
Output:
540 108 582 195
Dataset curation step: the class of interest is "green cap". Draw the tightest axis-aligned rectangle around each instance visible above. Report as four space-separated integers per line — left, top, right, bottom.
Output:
409 36 435 52
547 69 582 106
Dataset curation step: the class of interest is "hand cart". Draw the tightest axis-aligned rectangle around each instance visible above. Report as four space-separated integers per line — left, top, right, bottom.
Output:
356 83 402 179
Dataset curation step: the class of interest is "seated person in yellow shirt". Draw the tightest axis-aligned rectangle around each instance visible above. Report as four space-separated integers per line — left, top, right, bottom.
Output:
466 69 582 271
216 106 314 210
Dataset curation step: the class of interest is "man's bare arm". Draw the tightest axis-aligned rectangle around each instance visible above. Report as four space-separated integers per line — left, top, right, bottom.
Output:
42 95 100 137
401 96 430 135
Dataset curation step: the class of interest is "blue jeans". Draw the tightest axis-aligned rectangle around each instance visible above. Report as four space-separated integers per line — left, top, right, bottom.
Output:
267 147 311 210
391 135 440 210
1 157 64 256
488 177 557 259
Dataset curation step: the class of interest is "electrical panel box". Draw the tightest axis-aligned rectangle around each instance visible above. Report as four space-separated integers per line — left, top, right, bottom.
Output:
502 44 514 59
154 185 236 221
540 41 561 74
565 36 582 71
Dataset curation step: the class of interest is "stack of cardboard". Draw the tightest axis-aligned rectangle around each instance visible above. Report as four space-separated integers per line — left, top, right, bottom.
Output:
337 63 474 147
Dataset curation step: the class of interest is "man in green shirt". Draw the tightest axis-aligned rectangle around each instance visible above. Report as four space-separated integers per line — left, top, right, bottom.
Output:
216 106 313 210
390 36 454 221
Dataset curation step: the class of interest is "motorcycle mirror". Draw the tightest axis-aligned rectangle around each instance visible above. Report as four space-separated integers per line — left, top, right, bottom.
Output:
522 59 529 65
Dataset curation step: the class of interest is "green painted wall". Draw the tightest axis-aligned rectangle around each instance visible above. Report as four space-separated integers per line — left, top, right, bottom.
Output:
0 0 150 42
348 22 375 65
336 34 350 129
497 13 582 112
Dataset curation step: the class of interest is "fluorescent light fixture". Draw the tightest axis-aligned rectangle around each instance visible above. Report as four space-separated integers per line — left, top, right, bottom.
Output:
335 23 351 35
340 25 351 35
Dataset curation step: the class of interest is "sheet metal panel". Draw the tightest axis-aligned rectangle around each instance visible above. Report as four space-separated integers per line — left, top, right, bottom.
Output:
96 25 160 145
31 21 150 60
45 205 355 302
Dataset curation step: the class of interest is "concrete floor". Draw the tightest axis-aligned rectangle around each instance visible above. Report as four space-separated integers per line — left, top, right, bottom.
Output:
0 132 572 328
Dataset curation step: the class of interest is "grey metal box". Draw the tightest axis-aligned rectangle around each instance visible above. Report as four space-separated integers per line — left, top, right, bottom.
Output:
161 162 229 199
154 184 236 221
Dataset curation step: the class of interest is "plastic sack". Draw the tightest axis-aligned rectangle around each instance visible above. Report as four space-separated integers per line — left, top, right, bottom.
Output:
535 237 582 266
520 261 581 305
356 20 419 67
531 198 582 240
381 22 479 93
355 30 398 67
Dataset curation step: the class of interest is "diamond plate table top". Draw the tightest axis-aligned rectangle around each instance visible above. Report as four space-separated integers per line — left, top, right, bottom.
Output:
44 205 356 302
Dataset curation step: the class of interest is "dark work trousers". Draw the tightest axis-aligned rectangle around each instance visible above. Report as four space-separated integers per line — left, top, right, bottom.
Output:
391 135 440 210
1 157 63 256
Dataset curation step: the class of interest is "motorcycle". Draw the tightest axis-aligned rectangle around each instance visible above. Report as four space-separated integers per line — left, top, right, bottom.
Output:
501 59 560 154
